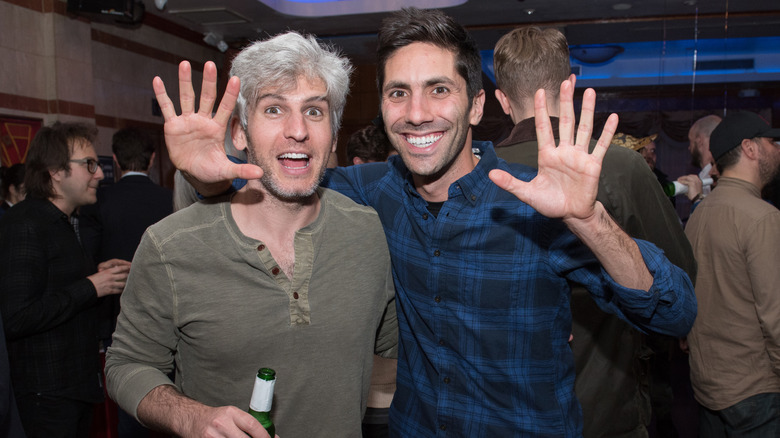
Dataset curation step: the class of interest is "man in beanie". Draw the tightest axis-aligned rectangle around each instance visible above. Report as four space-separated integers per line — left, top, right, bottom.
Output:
685 111 780 436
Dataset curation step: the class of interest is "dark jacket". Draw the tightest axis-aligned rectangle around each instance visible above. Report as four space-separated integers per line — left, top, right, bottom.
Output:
0 198 103 402
79 174 173 340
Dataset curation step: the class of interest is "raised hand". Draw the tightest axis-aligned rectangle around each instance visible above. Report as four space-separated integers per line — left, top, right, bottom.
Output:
153 61 263 185
489 79 618 222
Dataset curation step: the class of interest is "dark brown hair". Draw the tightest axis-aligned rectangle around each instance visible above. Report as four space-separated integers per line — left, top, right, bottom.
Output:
25 122 96 200
376 7 482 101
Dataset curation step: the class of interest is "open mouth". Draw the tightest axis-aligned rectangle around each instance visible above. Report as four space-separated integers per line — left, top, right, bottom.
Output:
405 133 443 149
278 152 310 170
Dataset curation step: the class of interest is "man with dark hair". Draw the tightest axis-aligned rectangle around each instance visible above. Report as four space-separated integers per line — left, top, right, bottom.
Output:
79 126 172 438
80 128 172 341
167 8 696 436
492 26 696 437
685 111 780 437
0 122 130 438
346 124 394 165
81 127 172 266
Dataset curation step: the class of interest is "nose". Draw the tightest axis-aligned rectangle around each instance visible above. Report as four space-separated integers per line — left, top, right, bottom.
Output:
95 164 105 181
405 93 433 126
284 112 309 142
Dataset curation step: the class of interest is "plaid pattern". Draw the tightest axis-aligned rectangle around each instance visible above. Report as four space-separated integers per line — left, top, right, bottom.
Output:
0 198 102 402
321 143 695 437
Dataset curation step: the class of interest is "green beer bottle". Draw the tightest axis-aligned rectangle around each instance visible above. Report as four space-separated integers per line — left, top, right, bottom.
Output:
248 368 276 436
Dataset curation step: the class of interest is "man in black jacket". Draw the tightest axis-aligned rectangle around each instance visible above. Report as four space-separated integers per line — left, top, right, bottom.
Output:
0 122 130 437
80 127 173 346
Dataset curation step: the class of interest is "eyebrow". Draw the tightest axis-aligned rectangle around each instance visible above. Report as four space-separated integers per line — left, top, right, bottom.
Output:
383 76 457 92
257 93 329 105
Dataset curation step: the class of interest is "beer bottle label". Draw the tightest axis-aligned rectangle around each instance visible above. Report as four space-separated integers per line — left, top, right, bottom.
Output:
249 376 275 411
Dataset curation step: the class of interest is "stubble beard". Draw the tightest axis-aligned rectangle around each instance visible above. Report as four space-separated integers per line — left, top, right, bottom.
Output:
245 141 323 204
758 152 780 187
690 146 703 168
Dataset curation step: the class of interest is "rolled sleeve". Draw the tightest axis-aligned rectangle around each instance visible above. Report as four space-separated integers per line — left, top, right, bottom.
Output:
599 239 697 337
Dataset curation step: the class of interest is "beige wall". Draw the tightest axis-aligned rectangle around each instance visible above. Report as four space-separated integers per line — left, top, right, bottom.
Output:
0 0 225 187
0 0 383 172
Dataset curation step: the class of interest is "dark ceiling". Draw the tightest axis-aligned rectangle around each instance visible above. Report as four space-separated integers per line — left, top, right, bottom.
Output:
138 0 780 63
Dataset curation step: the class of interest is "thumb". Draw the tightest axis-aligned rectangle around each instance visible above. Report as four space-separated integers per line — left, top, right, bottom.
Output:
232 163 264 181
489 169 529 202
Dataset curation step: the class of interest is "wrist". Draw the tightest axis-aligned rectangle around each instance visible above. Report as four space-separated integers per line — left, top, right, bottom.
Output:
563 202 609 240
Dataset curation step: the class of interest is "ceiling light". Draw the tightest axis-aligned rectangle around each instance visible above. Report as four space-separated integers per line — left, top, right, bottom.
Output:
570 45 625 64
523 9 535 15
256 0 467 17
612 3 632 10
203 32 228 53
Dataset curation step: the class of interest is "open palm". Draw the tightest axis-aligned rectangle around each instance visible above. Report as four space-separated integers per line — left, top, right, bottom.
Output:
490 80 617 221
153 61 263 183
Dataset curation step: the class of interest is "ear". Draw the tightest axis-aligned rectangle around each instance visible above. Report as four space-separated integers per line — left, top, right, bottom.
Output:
231 117 248 152
468 89 485 126
148 151 157 171
741 138 759 160
352 156 366 165
331 137 338 154
50 167 64 183
494 89 513 117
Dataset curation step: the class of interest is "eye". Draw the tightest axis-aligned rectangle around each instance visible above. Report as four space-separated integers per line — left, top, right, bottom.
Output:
387 90 407 100
305 107 324 117
264 106 282 115
431 86 449 96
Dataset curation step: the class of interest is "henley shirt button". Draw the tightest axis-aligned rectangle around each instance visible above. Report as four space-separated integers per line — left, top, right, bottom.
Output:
470 194 476 201
257 244 265 251
439 424 447 431
439 339 445 346
434 296 441 303
443 377 450 384
434 250 440 257
422 213 429 220
271 267 280 275
293 292 299 299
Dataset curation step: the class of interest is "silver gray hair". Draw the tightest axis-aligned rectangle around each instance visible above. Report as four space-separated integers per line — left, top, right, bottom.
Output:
230 32 353 137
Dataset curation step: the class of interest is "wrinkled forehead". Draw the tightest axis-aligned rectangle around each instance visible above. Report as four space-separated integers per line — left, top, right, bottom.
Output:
254 75 329 104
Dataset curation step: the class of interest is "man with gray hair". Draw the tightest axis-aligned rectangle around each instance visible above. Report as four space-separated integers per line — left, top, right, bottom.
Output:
104 32 397 438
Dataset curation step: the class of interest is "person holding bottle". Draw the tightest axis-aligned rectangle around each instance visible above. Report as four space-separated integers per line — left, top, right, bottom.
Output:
166 8 697 436
104 32 397 438
677 115 723 210
685 111 780 435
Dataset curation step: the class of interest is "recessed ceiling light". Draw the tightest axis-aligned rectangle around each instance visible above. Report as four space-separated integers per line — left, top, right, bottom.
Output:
613 3 632 11
683 0 697 5
256 0 467 17
523 8 535 15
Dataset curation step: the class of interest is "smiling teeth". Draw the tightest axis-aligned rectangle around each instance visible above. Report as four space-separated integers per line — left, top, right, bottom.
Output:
279 153 308 159
407 134 443 148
